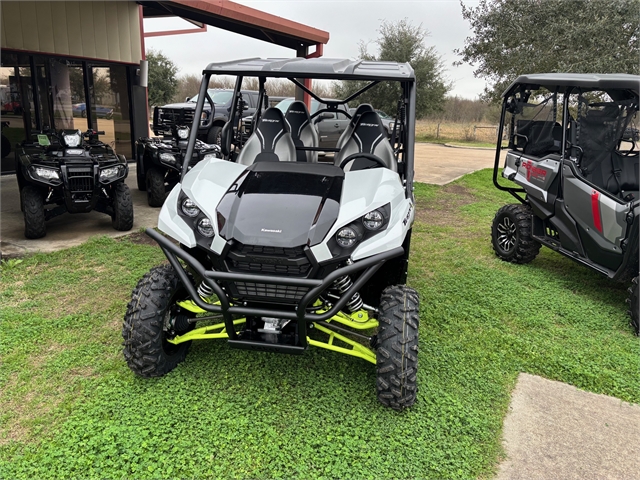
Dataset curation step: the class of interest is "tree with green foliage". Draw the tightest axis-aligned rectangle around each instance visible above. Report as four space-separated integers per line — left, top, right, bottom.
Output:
146 49 179 106
456 0 640 101
334 19 450 118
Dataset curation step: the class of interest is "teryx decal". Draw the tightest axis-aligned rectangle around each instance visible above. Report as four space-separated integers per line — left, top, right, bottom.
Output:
522 160 547 182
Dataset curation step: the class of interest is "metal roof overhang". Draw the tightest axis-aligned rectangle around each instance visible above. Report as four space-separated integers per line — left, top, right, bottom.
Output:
504 73 640 97
139 0 329 51
202 57 416 82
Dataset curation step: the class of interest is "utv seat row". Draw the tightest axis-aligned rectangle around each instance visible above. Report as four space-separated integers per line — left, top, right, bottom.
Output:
237 103 395 172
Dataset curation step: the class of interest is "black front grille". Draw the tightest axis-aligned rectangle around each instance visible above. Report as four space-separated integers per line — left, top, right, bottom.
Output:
159 108 195 126
234 282 308 302
227 243 311 277
67 166 93 193
225 243 312 303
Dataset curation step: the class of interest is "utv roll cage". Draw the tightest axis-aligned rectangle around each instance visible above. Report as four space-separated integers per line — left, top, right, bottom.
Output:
493 73 639 203
179 57 417 192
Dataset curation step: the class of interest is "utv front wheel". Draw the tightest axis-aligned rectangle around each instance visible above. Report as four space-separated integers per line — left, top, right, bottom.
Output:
111 182 134 231
376 285 419 410
22 185 46 239
491 204 541 264
146 167 166 207
627 276 639 336
122 265 195 377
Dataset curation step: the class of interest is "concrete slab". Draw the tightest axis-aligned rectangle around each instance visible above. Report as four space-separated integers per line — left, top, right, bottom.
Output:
1 165 160 257
497 373 640 480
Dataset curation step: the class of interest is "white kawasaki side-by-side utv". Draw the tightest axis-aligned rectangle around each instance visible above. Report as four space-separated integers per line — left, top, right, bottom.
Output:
122 58 419 410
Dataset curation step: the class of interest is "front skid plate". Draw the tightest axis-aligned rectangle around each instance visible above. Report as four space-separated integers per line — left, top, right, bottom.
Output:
168 302 378 364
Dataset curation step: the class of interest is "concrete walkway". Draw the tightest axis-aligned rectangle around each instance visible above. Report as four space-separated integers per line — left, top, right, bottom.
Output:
497 373 640 480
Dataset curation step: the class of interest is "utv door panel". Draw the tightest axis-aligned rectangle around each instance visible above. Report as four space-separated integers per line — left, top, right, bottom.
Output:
562 162 630 257
503 151 560 204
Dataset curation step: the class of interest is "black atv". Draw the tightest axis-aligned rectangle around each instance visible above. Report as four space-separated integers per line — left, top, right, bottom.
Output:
491 74 639 334
15 128 134 238
135 124 222 207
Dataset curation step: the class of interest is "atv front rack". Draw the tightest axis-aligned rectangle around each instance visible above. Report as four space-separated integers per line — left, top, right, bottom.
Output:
146 228 404 352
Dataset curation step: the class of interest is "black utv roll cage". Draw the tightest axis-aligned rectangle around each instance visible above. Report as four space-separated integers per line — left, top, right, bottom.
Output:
178 57 417 193
493 73 639 204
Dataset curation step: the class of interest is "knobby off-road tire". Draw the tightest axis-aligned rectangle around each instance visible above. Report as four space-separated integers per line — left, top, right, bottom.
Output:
376 285 420 410
491 203 541 264
111 182 134 231
22 185 46 239
146 167 166 207
122 264 194 377
627 276 639 336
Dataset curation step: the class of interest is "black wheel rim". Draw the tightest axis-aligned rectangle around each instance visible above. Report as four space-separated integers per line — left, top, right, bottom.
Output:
497 216 517 252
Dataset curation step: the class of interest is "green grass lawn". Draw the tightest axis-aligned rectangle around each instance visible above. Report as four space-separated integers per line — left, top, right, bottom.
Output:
1 169 638 479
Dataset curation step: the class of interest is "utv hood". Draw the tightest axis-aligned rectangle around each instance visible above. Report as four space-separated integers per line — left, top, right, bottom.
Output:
216 162 344 248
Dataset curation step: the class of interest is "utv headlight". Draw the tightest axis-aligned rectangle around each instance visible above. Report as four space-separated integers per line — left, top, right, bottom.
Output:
181 198 201 217
197 218 214 237
99 165 123 182
176 127 189 139
63 131 82 147
159 153 176 164
336 227 358 248
33 166 60 181
363 209 384 230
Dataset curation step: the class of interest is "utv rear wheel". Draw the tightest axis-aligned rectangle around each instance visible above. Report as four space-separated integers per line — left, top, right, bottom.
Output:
146 167 166 207
627 276 639 336
376 285 419 410
122 264 195 377
491 204 541 264
111 182 134 231
22 185 46 239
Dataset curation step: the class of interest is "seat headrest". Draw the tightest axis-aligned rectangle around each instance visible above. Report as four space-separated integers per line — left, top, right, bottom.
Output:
351 111 387 154
349 104 375 127
284 101 311 137
255 107 289 152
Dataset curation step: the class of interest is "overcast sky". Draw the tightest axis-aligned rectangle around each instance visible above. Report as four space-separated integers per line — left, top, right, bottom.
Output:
144 0 485 99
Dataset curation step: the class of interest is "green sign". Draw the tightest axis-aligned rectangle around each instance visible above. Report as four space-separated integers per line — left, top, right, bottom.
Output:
37 135 51 146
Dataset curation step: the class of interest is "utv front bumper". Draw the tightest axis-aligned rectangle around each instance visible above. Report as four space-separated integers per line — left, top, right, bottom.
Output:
146 228 404 353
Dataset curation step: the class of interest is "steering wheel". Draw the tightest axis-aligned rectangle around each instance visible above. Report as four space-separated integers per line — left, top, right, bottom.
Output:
338 153 387 170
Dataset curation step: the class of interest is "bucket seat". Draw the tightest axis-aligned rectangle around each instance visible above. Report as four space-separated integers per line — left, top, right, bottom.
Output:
284 101 318 162
235 107 296 166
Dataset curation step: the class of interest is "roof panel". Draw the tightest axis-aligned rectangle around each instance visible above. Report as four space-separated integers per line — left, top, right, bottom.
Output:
203 57 415 81
504 73 639 96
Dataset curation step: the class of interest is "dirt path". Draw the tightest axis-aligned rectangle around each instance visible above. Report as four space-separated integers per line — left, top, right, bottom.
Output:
414 142 503 185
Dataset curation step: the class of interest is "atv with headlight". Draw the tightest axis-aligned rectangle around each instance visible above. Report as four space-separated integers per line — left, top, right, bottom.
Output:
123 58 419 410
15 128 133 239
136 97 223 207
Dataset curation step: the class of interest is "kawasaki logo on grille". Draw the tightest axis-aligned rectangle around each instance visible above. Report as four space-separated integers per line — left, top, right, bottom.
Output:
261 228 282 233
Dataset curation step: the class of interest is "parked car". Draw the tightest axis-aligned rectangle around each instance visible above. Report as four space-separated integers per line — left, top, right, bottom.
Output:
490 73 639 334
15 128 133 238
71 103 114 119
154 89 260 145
